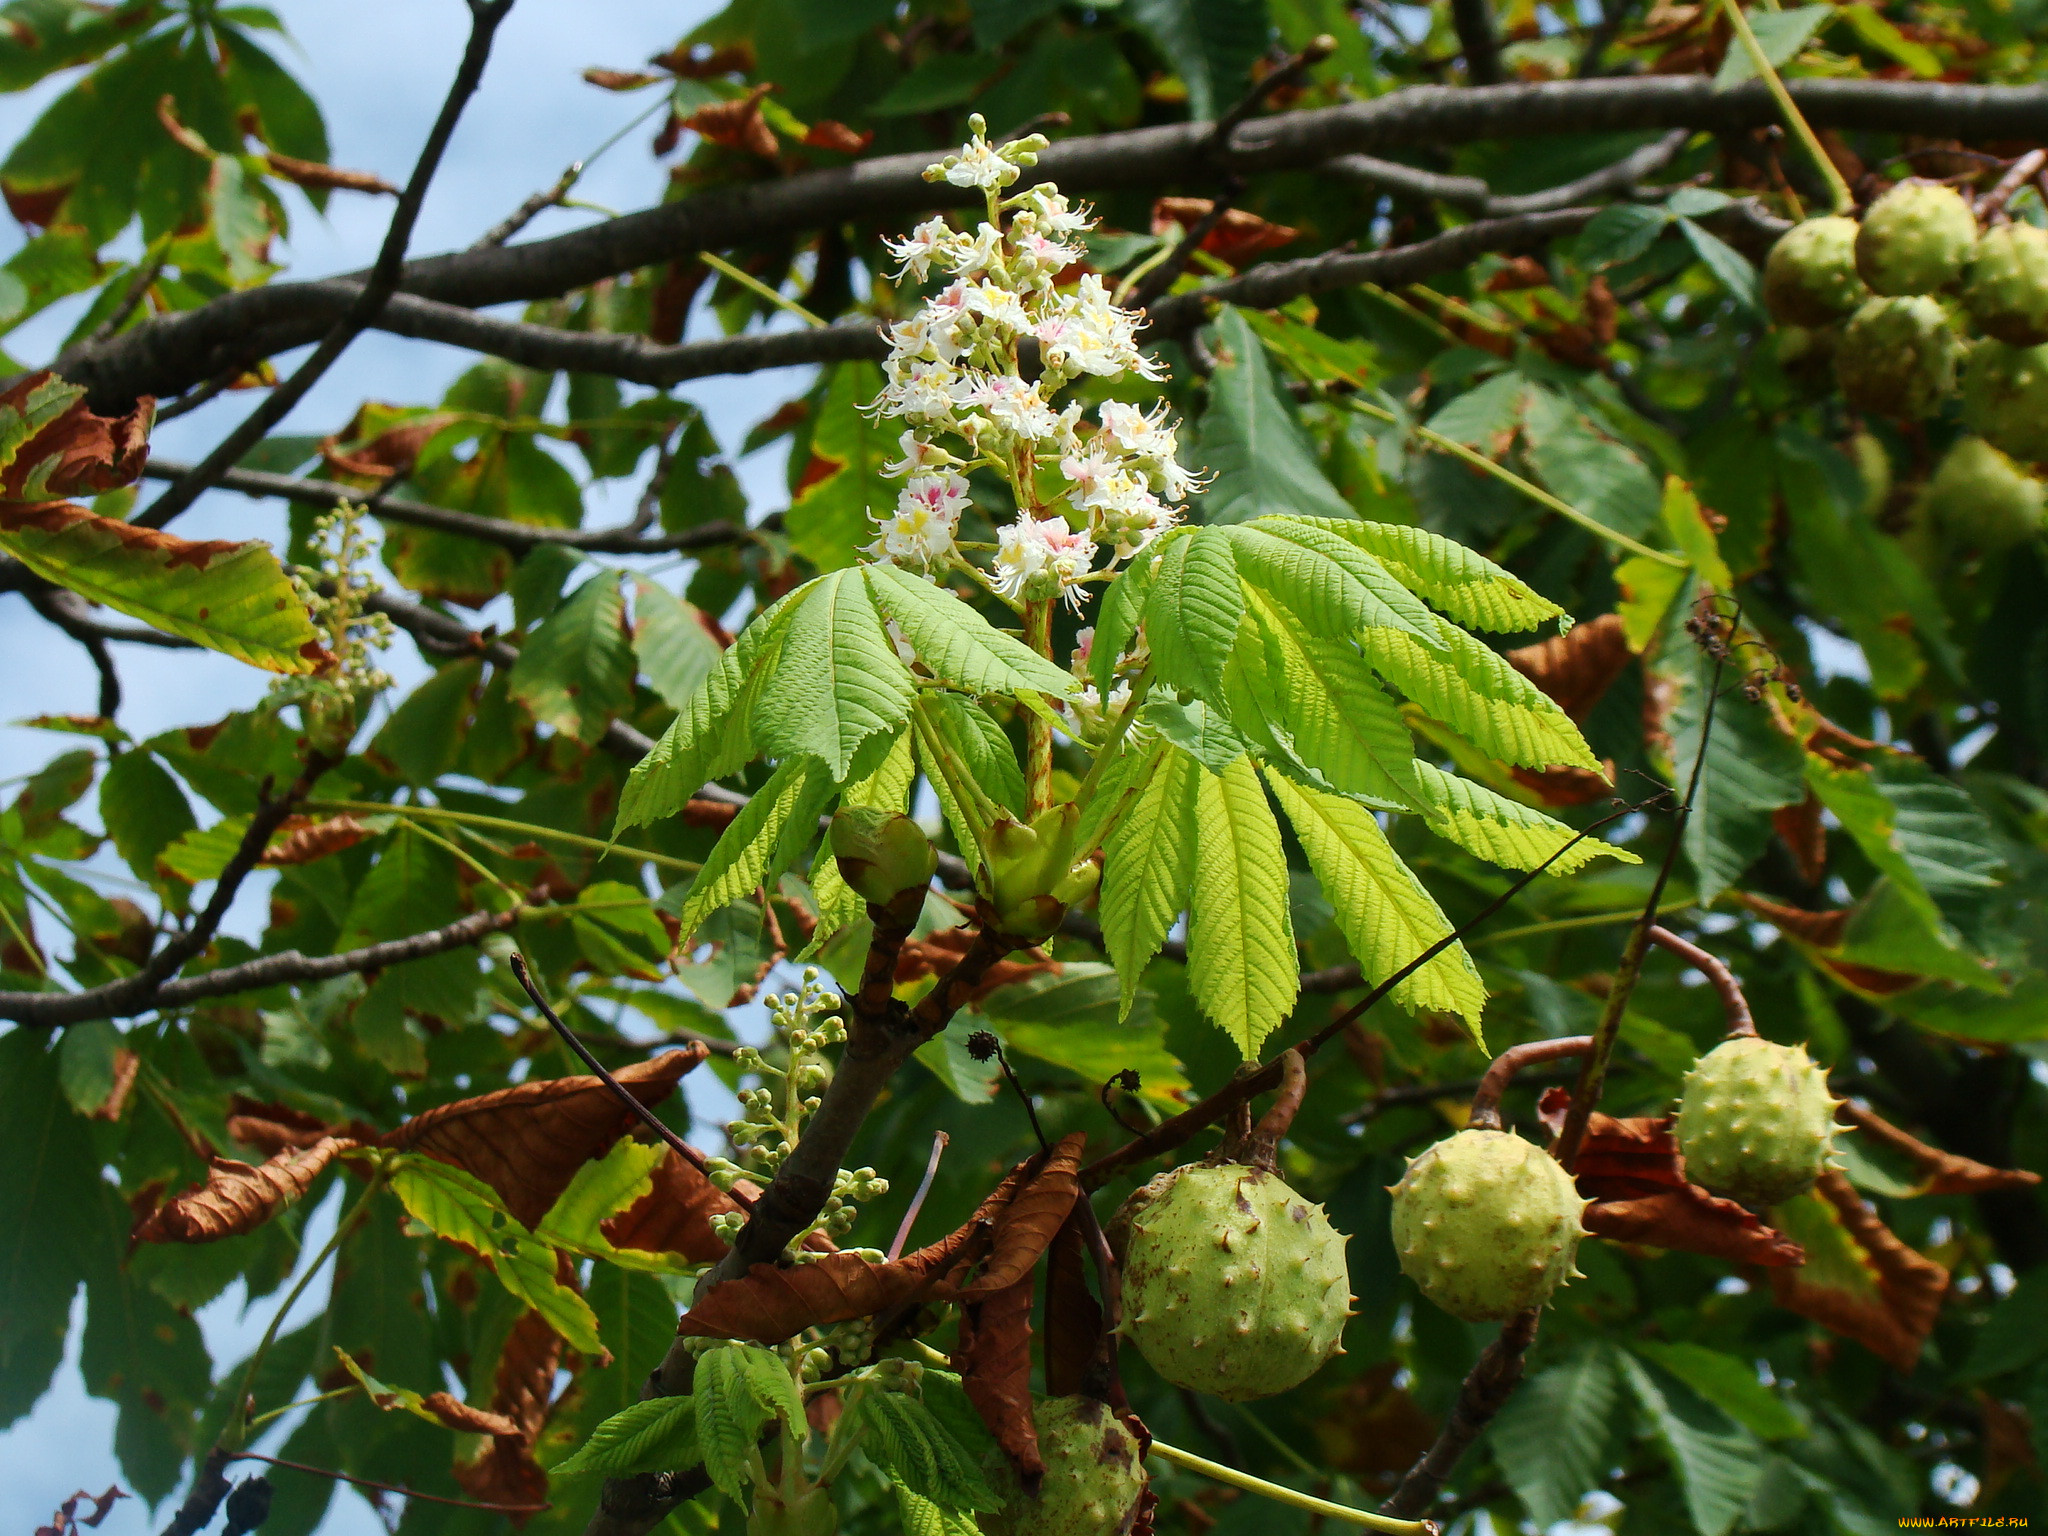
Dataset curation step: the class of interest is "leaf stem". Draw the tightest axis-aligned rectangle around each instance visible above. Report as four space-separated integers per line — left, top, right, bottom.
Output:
1344 397 1686 568
309 798 701 875
1023 598 1055 816
700 251 828 330
1717 0 1855 214
1148 1440 1436 1533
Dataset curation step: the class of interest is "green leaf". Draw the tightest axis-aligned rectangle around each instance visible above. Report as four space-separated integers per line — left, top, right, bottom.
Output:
367 656 480 784
1193 307 1354 524
1714 4 1832 85
854 1389 999 1511
1523 387 1661 538
808 727 916 946
1274 525 1541 631
1632 1343 1806 1443
1264 766 1486 1037
1424 370 1528 448
1835 3 1943 75
572 879 672 981
786 361 890 572
536 1138 668 1252
1620 1352 1767 1536
99 748 195 890
633 574 722 711
895 1487 982 1536
756 569 919 781
664 755 835 948
873 51 1003 114
1663 642 1804 902
1659 475 1735 592
1122 0 1271 118
1091 555 1156 695
1360 620 1602 772
1226 520 1443 643
389 1153 516 1253
1187 754 1297 1058
693 1342 774 1499
0 503 325 673
1677 218 1762 316
1143 528 1243 703
509 570 635 744
1141 697 1249 775
0 1030 96 1428
735 1341 807 1433
1101 742 1198 1017
493 1240 604 1353
1960 1267 2048 1381
864 563 1076 701
1575 202 1671 269
1413 761 1638 873
553 1395 701 1478
617 590 798 831
977 964 1191 1101
1491 1342 1626 1527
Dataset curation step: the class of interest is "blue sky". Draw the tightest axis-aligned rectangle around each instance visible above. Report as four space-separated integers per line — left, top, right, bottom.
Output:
0 1 832 1528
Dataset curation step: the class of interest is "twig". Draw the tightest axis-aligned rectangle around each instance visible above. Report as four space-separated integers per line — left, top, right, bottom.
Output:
1377 1310 1539 1519
973 1031 1049 1152
87 240 171 345
153 370 241 424
887 1132 950 1261
1124 184 1244 313
1239 1049 1306 1169
1450 0 1503 85
1326 129 1689 216
1645 925 1755 1037
1714 0 1853 213
470 99 667 250
1550 632 1726 1173
159 1450 233 1536
136 0 518 529
1151 1439 1436 1532
1976 148 2047 220
1338 1067 1583 1127
141 457 761 556
507 953 738 1199
700 250 826 329
226 1453 548 1514
1467 1037 1593 1131
1212 36 1338 149
629 423 682 535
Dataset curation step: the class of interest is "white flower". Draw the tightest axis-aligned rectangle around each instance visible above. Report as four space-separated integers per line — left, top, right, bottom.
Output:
992 515 1096 607
877 358 967 424
867 473 969 569
1008 185 1095 240
948 223 1006 277
966 374 1059 441
962 280 1031 335
1099 400 1178 461
884 216 955 283
883 430 958 479
939 138 1017 191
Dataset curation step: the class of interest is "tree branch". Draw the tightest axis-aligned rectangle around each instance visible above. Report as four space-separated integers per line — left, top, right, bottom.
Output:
1326 128 1690 215
1378 1309 1541 1520
135 0 519 527
53 78 2048 407
142 456 762 555
1451 0 1505 85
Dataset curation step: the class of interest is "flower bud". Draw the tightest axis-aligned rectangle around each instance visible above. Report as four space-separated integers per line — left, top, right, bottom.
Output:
829 807 937 920
982 803 1098 941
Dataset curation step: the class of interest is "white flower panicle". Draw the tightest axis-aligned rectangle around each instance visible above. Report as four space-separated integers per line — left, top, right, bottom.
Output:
862 115 1205 604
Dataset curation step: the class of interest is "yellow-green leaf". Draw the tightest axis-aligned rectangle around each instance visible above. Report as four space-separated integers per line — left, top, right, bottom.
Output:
1188 754 1296 1058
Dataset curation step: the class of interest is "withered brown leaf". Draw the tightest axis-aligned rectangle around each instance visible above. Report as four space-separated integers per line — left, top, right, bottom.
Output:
134 1136 357 1244
1506 611 1631 721
382 1048 705 1227
0 373 152 501
453 1308 562 1521
677 1218 981 1345
1840 1101 2043 1197
1042 1206 1103 1400
958 1133 1085 1300
258 814 374 866
956 1272 1041 1482
1768 1169 1948 1370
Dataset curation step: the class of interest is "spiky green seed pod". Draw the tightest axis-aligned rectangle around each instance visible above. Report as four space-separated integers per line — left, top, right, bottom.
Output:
1765 216 1869 326
1962 339 2048 464
1118 1162 1352 1402
1855 181 1978 296
1389 1129 1590 1323
979 1396 1145 1536
1835 297 1959 419
829 807 937 921
1963 222 2048 346
1921 435 2046 551
1675 1037 1841 1207
748 1485 837 1536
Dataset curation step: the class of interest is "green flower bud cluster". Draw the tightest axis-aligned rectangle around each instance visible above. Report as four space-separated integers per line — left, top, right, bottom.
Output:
275 501 394 753
979 802 1101 941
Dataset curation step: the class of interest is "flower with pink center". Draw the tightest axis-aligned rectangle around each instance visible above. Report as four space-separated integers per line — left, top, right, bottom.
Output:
992 515 1096 608
867 473 969 570
883 430 957 479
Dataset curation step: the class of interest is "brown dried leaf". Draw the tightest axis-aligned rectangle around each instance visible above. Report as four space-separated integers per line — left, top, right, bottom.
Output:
955 1271 1041 1482
134 1136 356 1243
382 1049 705 1227
419 1392 521 1437
684 86 779 160
600 1147 841 1264
803 120 873 154
1042 1209 1102 1399
1976 1390 2041 1500
1537 1091 1806 1267
678 1217 982 1344
0 373 153 501
1773 792 1828 885
1768 1170 1948 1370
263 152 398 196
34 1487 129 1536
84 1048 139 1122
1312 1361 1439 1480
582 66 664 90
1150 197 1300 267
1734 894 1925 997
453 1309 562 1522
896 925 1057 1003
1840 1102 2043 1197
1506 612 1632 721
258 814 372 866
1507 762 1619 807
958 1133 1085 1299
317 410 449 487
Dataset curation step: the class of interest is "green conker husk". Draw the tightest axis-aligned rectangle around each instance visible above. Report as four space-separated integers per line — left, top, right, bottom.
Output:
1675 1037 1841 1208
979 1396 1145 1536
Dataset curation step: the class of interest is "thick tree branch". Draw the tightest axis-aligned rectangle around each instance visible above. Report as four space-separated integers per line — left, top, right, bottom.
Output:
136 0 518 527
53 77 2048 407
1327 128 1690 215
142 456 761 555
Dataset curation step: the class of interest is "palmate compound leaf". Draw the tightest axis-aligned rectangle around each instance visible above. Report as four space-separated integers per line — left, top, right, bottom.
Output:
1263 766 1488 1040
1188 752 1298 1059
508 569 635 743
1617 1350 1767 1536
1100 741 1199 1018
662 753 837 949
1490 1341 1627 1527
1143 526 1243 703
1412 760 1639 873
0 502 330 674
863 562 1076 704
1284 516 1571 634
1222 520 1444 645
